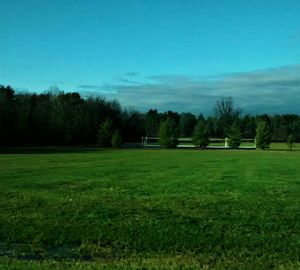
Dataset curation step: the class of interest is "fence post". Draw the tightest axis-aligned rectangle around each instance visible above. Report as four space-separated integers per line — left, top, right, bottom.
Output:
225 137 228 148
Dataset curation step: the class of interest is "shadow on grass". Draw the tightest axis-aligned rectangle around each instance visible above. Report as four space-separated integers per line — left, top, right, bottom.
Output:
0 146 104 154
267 148 300 152
1 145 299 154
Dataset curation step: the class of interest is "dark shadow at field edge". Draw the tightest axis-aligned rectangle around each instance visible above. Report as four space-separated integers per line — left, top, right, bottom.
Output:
264 149 300 152
0 146 299 154
0 147 104 154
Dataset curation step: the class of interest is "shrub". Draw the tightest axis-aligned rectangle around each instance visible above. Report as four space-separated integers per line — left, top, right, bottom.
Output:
97 119 113 147
158 118 179 148
256 121 271 150
192 121 209 148
227 125 241 148
287 134 294 151
111 130 122 148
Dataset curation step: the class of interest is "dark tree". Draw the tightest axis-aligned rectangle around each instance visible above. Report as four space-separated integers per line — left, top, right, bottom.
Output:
122 110 145 142
227 124 241 148
85 96 109 143
192 121 209 148
97 118 113 147
158 117 179 148
179 112 197 137
161 111 180 127
214 97 240 137
4 84 300 148
145 109 161 137
54 92 90 145
241 115 256 139
111 130 123 148
206 117 217 138
256 121 272 150
287 134 294 151
0 85 17 145
32 94 52 144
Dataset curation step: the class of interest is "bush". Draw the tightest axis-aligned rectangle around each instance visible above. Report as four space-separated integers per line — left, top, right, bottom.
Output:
192 121 209 148
158 118 179 148
227 125 241 148
97 119 113 147
111 130 122 148
256 121 271 150
287 134 294 151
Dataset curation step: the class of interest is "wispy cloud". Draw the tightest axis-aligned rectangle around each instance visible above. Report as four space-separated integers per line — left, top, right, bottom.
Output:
78 65 300 115
77 84 117 94
124 72 139 77
78 85 100 90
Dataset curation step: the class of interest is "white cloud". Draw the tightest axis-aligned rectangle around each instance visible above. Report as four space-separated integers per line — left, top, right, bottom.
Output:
78 64 300 115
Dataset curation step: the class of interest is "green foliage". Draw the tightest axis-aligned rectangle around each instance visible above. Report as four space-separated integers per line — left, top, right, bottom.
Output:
256 121 272 150
158 117 179 148
56 92 90 145
287 134 294 151
3 85 300 147
0 85 17 145
179 112 197 137
145 109 160 137
214 97 240 136
122 110 145 142
192 121 209 147
0 86 127 146
97 118 113 147
227 124 241 148
1 150 300 268
111 130 122 148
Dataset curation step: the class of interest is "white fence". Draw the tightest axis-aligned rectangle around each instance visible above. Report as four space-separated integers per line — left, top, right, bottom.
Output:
141 136 256 149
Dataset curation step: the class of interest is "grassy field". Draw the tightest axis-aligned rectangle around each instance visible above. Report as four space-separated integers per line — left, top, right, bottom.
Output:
0 148 300 269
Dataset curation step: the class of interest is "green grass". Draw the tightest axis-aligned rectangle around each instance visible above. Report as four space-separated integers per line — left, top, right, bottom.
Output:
270 143 300 150
0 149 300 269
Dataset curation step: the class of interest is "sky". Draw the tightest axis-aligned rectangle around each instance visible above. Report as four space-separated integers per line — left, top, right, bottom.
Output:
1 0 300 115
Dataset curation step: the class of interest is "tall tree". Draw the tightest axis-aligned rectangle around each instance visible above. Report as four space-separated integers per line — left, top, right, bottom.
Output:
206 117 217 138
256 121 272 150
158 117 179 148
97 118 113 147
214 97 240 137
54 92 90 145
241 115 256 139
145 109 160 137
179 112 197 137
227 124 241 148
122 110 145 142
0 85 16 145
161 111 180 127
287 134 294 151
192 121 209 148
111 130 123 148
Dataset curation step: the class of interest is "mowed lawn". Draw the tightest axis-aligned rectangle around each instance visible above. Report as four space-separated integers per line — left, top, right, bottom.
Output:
0 149 300 269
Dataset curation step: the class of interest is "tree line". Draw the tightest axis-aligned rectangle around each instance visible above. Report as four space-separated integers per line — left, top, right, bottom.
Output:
1 85 300 148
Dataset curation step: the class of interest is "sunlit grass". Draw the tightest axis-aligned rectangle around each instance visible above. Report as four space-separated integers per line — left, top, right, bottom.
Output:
0 149 300 269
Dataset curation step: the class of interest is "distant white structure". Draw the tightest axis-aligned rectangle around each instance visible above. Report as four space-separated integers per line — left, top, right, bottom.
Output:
141 136 256 149
225 137 229 148
141 136 149 146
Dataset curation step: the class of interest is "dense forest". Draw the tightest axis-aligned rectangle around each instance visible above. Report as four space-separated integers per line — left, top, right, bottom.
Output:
1 84 300 147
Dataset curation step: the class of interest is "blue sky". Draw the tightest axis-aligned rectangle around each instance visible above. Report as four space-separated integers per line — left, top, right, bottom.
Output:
1 0 300 114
